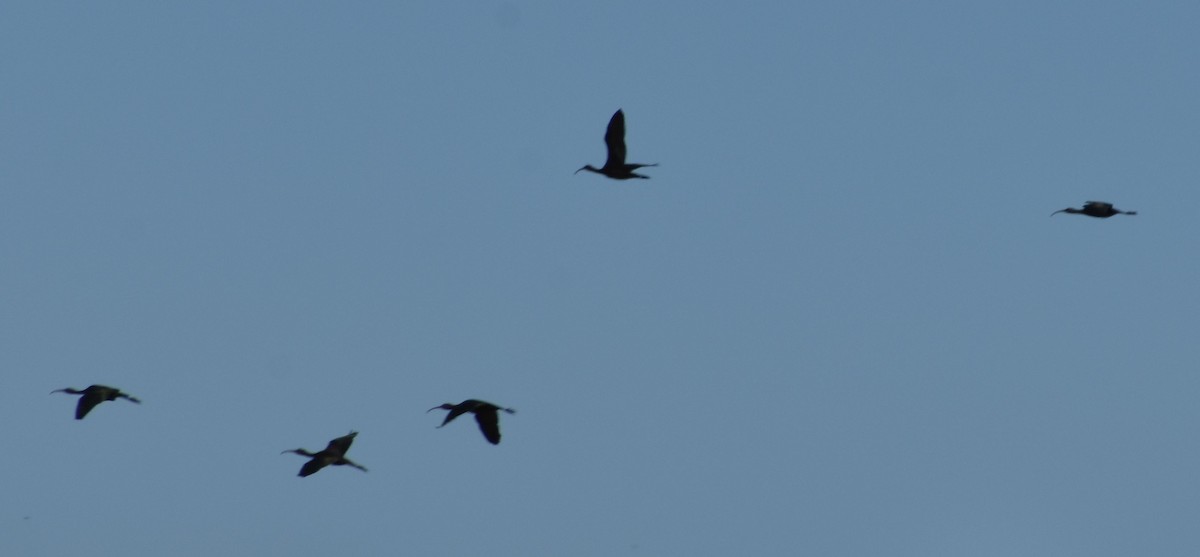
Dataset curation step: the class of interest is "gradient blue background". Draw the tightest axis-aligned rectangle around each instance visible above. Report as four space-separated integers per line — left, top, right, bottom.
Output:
3 2 1199 555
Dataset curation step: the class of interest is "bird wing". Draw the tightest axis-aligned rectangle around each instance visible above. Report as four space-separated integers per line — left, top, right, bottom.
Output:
298 458 327 477
325 432 357 457
474 409 502 445
603 109 628 168
1084 201 1112 210
75 392 104 420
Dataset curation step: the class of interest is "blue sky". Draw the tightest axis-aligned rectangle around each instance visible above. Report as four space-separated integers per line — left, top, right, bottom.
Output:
3 1 1200 555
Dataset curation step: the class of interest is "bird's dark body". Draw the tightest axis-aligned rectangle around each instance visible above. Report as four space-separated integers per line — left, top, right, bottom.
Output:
428 399 515 445
576 109 657 180
51 384 140 420
1052 201 1137 218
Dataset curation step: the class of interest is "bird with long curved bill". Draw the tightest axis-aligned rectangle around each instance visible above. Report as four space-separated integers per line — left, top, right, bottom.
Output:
281 431 368 477
428 399 515 445
1051 201 1137 218
51 385 140 420
576 109 657 180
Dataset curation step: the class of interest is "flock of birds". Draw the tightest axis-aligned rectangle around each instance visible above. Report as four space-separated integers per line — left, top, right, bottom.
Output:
51 384 515 477
48 109 1136 477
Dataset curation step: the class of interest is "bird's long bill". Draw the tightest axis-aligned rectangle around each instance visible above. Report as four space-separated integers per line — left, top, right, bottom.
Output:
426 406 442 413
574 166 587 174
1050 210 1066 216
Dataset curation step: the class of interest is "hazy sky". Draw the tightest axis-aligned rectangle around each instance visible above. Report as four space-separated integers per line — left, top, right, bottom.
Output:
4 2 1200 556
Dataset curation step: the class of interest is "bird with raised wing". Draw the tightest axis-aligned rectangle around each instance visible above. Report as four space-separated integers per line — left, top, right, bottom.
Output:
1052 201 1137 218
282 431 368 477
576 109 657 180
428 399 515 445
51 385 140 420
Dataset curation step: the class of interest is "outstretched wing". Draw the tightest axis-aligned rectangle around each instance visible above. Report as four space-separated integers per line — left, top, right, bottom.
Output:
299 458 327 477
325 431 358 457
603 109 628 168
474 409 503 445
75 392 103 420
1084 201 1113 211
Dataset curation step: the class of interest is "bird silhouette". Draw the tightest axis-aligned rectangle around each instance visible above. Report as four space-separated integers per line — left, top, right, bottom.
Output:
1052 201 1137 218
282 431 368 477
576 109 657 180
50 385 140 420
428 399 515 445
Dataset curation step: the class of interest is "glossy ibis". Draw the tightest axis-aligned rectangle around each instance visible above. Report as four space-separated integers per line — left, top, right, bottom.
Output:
428 399 515 445
576 109 657 180
282 431 368 477
1052 201 1137 218
51 385 140 420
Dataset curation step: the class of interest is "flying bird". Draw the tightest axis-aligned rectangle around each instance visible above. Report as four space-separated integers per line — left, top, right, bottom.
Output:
51 385 140 420
428 399 515 445
282 431 368 477
576 109 657 180
1051 201 1137 218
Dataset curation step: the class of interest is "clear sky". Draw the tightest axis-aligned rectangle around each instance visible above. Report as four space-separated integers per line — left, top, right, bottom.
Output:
3 1 1199 555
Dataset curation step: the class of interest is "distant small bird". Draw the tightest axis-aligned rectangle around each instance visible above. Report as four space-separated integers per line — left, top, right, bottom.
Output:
50 385 140 420
281 431 368 477
1052 201 1137 218
428 399 515 445
576 109 657 180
